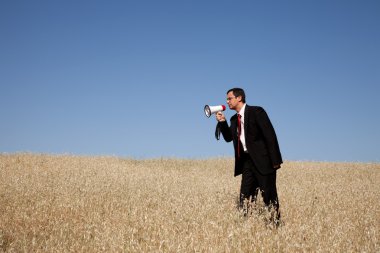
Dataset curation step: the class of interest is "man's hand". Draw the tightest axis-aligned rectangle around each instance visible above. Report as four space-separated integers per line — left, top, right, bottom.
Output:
273 164 281 169
216 111 226 122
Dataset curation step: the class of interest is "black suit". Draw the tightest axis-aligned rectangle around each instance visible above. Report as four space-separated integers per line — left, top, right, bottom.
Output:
218 105 282 216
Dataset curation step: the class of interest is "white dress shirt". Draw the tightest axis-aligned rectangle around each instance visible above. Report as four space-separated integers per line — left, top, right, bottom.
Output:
238 104 247 152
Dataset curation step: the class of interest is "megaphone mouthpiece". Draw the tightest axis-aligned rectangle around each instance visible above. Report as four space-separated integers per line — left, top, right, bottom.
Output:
204 104 226 118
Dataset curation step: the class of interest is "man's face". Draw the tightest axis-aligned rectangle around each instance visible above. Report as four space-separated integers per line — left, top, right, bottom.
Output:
226 91 241 110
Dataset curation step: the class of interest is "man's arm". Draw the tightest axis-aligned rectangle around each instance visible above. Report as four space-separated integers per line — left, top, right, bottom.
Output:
216 112 233 142
256 107 283 167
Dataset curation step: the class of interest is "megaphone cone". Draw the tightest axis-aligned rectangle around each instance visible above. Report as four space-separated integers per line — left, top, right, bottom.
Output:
204 105 226 118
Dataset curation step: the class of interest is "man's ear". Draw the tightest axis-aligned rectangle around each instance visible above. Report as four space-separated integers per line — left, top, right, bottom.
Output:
237 96 242 102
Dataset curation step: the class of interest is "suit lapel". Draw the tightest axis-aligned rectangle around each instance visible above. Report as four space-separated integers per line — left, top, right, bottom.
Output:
244 105 249 136
232 114 238 137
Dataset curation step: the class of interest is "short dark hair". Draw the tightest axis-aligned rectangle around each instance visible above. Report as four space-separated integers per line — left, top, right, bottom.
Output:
227 88 246 103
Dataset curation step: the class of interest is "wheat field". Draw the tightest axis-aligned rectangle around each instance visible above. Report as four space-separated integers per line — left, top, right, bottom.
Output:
0 154 379 252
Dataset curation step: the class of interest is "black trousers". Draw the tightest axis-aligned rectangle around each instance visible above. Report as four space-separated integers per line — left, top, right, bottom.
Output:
239 152 280 216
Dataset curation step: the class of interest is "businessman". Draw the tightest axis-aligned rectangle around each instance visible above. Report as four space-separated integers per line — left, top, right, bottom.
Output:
216 88 282 223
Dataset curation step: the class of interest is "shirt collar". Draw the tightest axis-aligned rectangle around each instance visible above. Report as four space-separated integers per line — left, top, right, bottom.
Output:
238 103 246 118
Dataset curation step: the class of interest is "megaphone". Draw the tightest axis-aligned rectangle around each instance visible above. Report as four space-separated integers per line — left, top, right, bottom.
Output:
204 105 226 118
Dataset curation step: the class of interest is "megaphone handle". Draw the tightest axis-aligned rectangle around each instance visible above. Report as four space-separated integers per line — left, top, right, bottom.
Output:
215 123 221 140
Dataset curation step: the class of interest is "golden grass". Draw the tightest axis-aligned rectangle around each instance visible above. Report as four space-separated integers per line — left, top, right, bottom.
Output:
0 153 379 252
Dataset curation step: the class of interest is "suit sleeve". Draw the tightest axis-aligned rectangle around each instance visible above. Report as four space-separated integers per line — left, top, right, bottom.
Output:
256 108 283 166
217 121 233 143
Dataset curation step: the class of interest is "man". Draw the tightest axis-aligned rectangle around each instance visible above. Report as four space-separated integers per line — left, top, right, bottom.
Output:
216 88 282 222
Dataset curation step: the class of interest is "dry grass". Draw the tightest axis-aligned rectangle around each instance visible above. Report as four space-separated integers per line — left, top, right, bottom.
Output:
0 153 379 252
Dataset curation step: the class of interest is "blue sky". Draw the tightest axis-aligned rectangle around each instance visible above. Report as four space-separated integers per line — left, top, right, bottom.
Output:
1 0 379 162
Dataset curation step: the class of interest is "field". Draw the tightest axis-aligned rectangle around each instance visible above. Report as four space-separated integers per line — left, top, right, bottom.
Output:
0 154 379 252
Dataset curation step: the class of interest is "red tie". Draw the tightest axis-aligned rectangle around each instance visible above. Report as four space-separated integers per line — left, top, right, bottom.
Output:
237 114 242 158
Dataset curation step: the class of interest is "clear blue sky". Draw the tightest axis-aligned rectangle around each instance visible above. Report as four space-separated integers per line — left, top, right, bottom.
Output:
1 0 379 162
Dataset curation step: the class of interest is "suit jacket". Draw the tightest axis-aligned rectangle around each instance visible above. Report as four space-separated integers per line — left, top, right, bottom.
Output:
218 105 282 176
